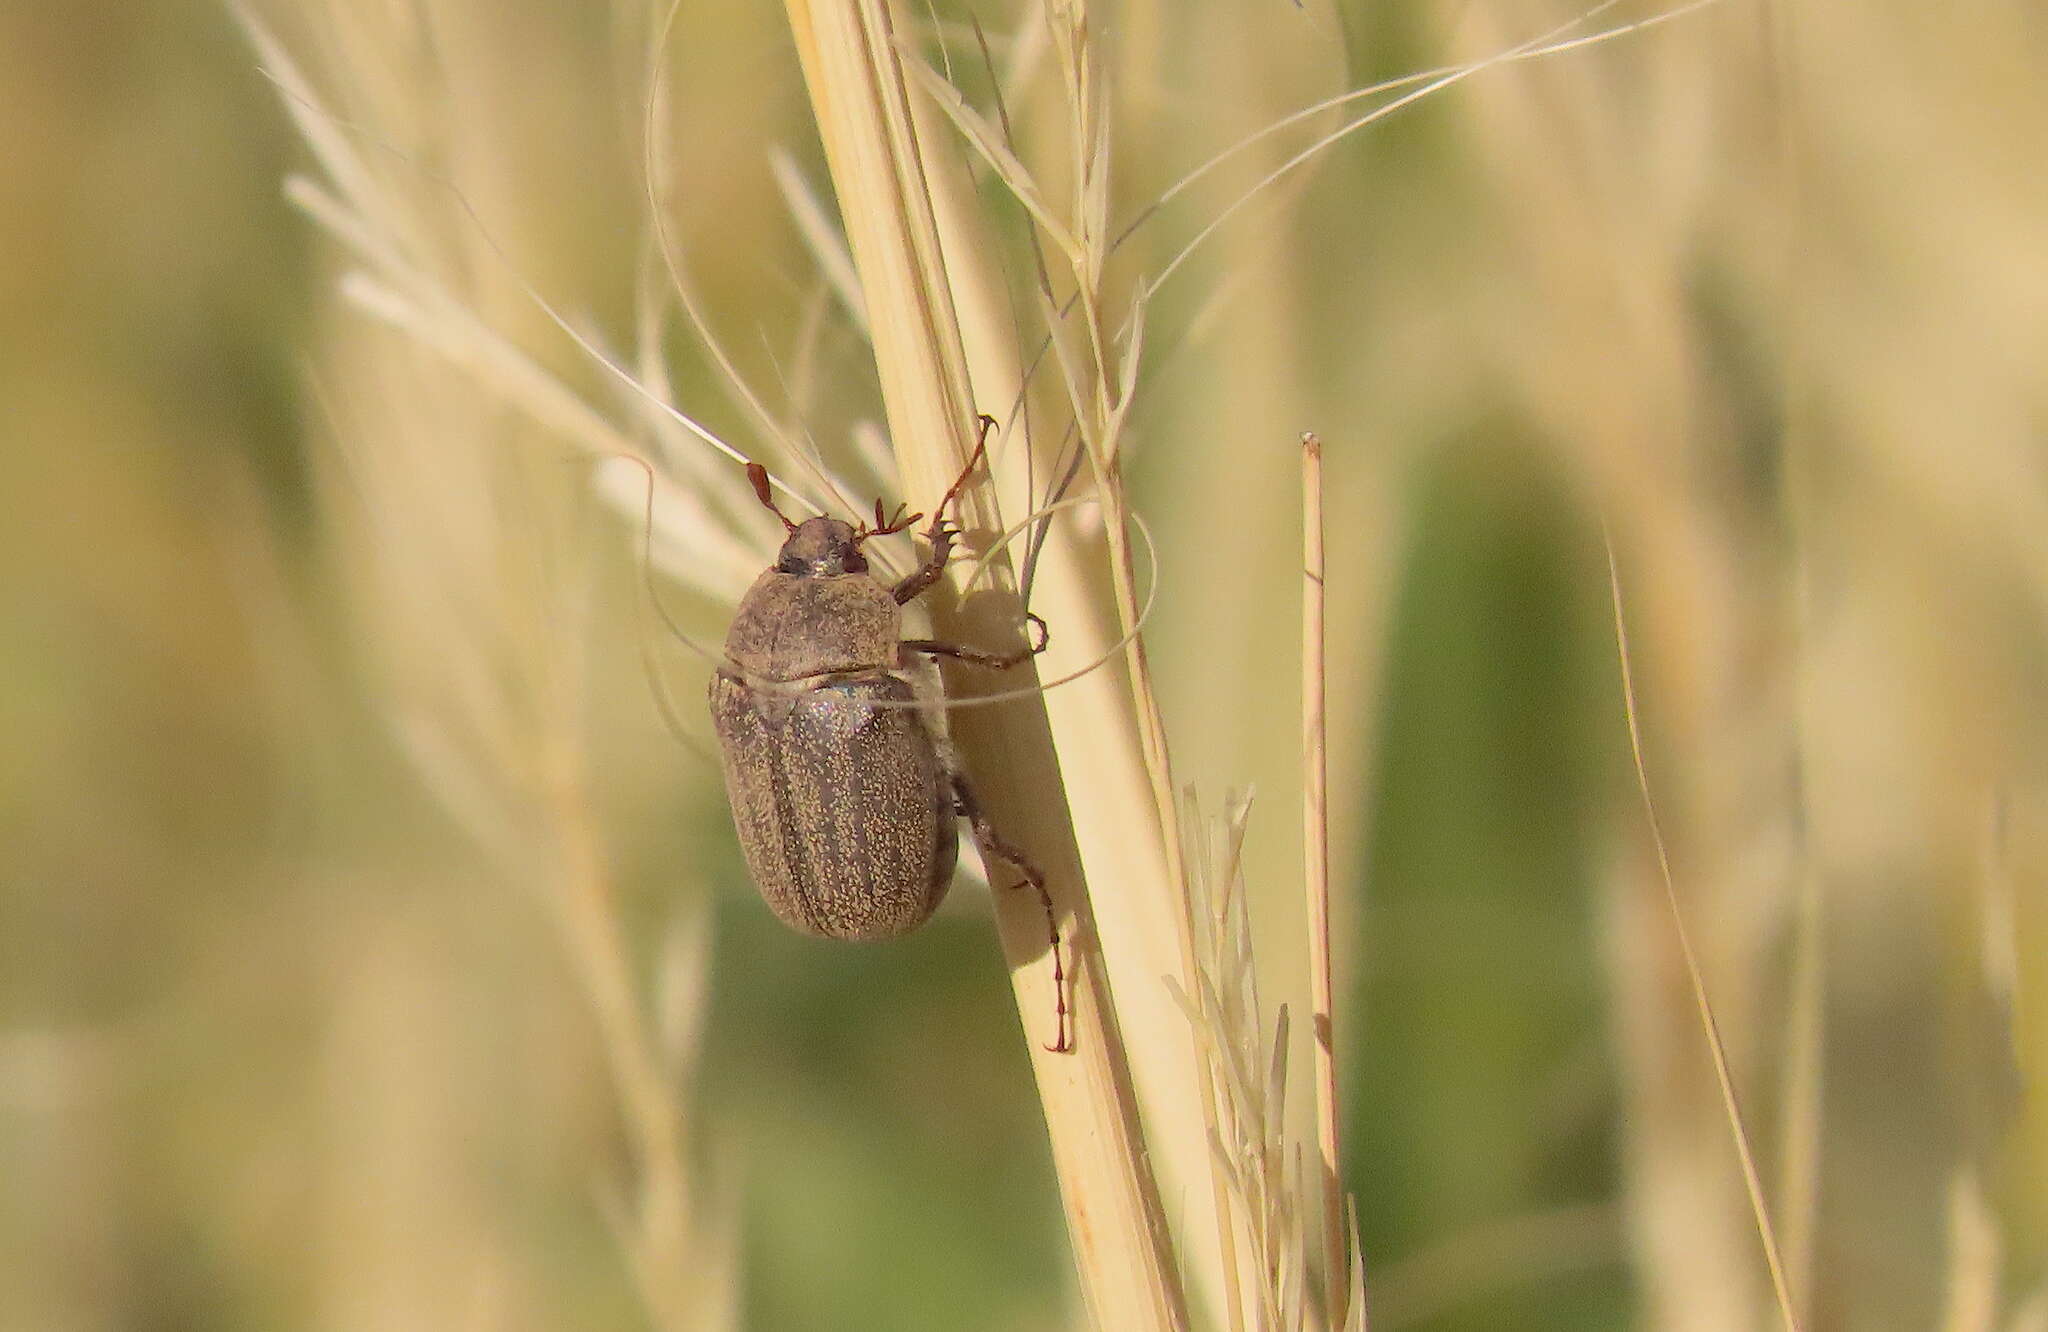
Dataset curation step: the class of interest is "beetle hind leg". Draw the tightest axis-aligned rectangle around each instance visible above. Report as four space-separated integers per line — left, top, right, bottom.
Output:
952 773 1071 1054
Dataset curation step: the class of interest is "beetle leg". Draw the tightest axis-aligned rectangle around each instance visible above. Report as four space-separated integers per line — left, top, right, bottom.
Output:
890 519 955 605
903 613 1048 670
903 641 1027 670
891 414 997 605
953 773 1071 1054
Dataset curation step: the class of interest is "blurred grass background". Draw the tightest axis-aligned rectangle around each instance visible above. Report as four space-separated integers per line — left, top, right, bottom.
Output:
3 1 2044 1330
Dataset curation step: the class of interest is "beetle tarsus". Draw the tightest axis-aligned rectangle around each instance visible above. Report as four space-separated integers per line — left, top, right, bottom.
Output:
901 624 1045 672
899 604 1048 671
954 773 1071 1055
931 414 998 521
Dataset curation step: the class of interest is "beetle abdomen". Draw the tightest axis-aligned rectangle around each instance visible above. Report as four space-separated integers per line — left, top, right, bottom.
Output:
709 669 957 939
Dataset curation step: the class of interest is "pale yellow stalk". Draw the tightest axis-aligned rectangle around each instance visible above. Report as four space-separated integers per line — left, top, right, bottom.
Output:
1605 531 1802 1332
1300 434 1351 1328
782 3 1186 1326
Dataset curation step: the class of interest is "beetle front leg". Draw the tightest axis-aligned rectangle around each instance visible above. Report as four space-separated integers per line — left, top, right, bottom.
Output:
953 772 1071 1054
890 520 956 605
902 613 1048 671
891 414 998 605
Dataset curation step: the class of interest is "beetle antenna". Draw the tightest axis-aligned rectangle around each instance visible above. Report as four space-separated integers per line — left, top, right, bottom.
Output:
855 499 922 544
746 462 800 532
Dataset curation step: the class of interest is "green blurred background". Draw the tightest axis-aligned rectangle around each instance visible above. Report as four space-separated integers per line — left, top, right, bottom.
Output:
4 2 2044 1330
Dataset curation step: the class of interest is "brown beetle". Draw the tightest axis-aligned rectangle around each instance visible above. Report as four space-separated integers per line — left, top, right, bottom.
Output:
708 418 1069 1052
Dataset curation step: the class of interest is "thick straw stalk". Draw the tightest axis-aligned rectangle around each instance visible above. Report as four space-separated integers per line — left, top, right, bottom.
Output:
782 2 1187 1327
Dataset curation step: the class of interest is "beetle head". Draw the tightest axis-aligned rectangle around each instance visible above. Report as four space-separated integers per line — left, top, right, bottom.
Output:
776 516 868 576
748 461 925 579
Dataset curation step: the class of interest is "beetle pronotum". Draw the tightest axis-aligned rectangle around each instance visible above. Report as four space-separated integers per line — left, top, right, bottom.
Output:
707 417 1070 1053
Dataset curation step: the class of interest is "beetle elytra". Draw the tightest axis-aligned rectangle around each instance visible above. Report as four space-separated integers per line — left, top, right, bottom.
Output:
708 418 1070 1053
